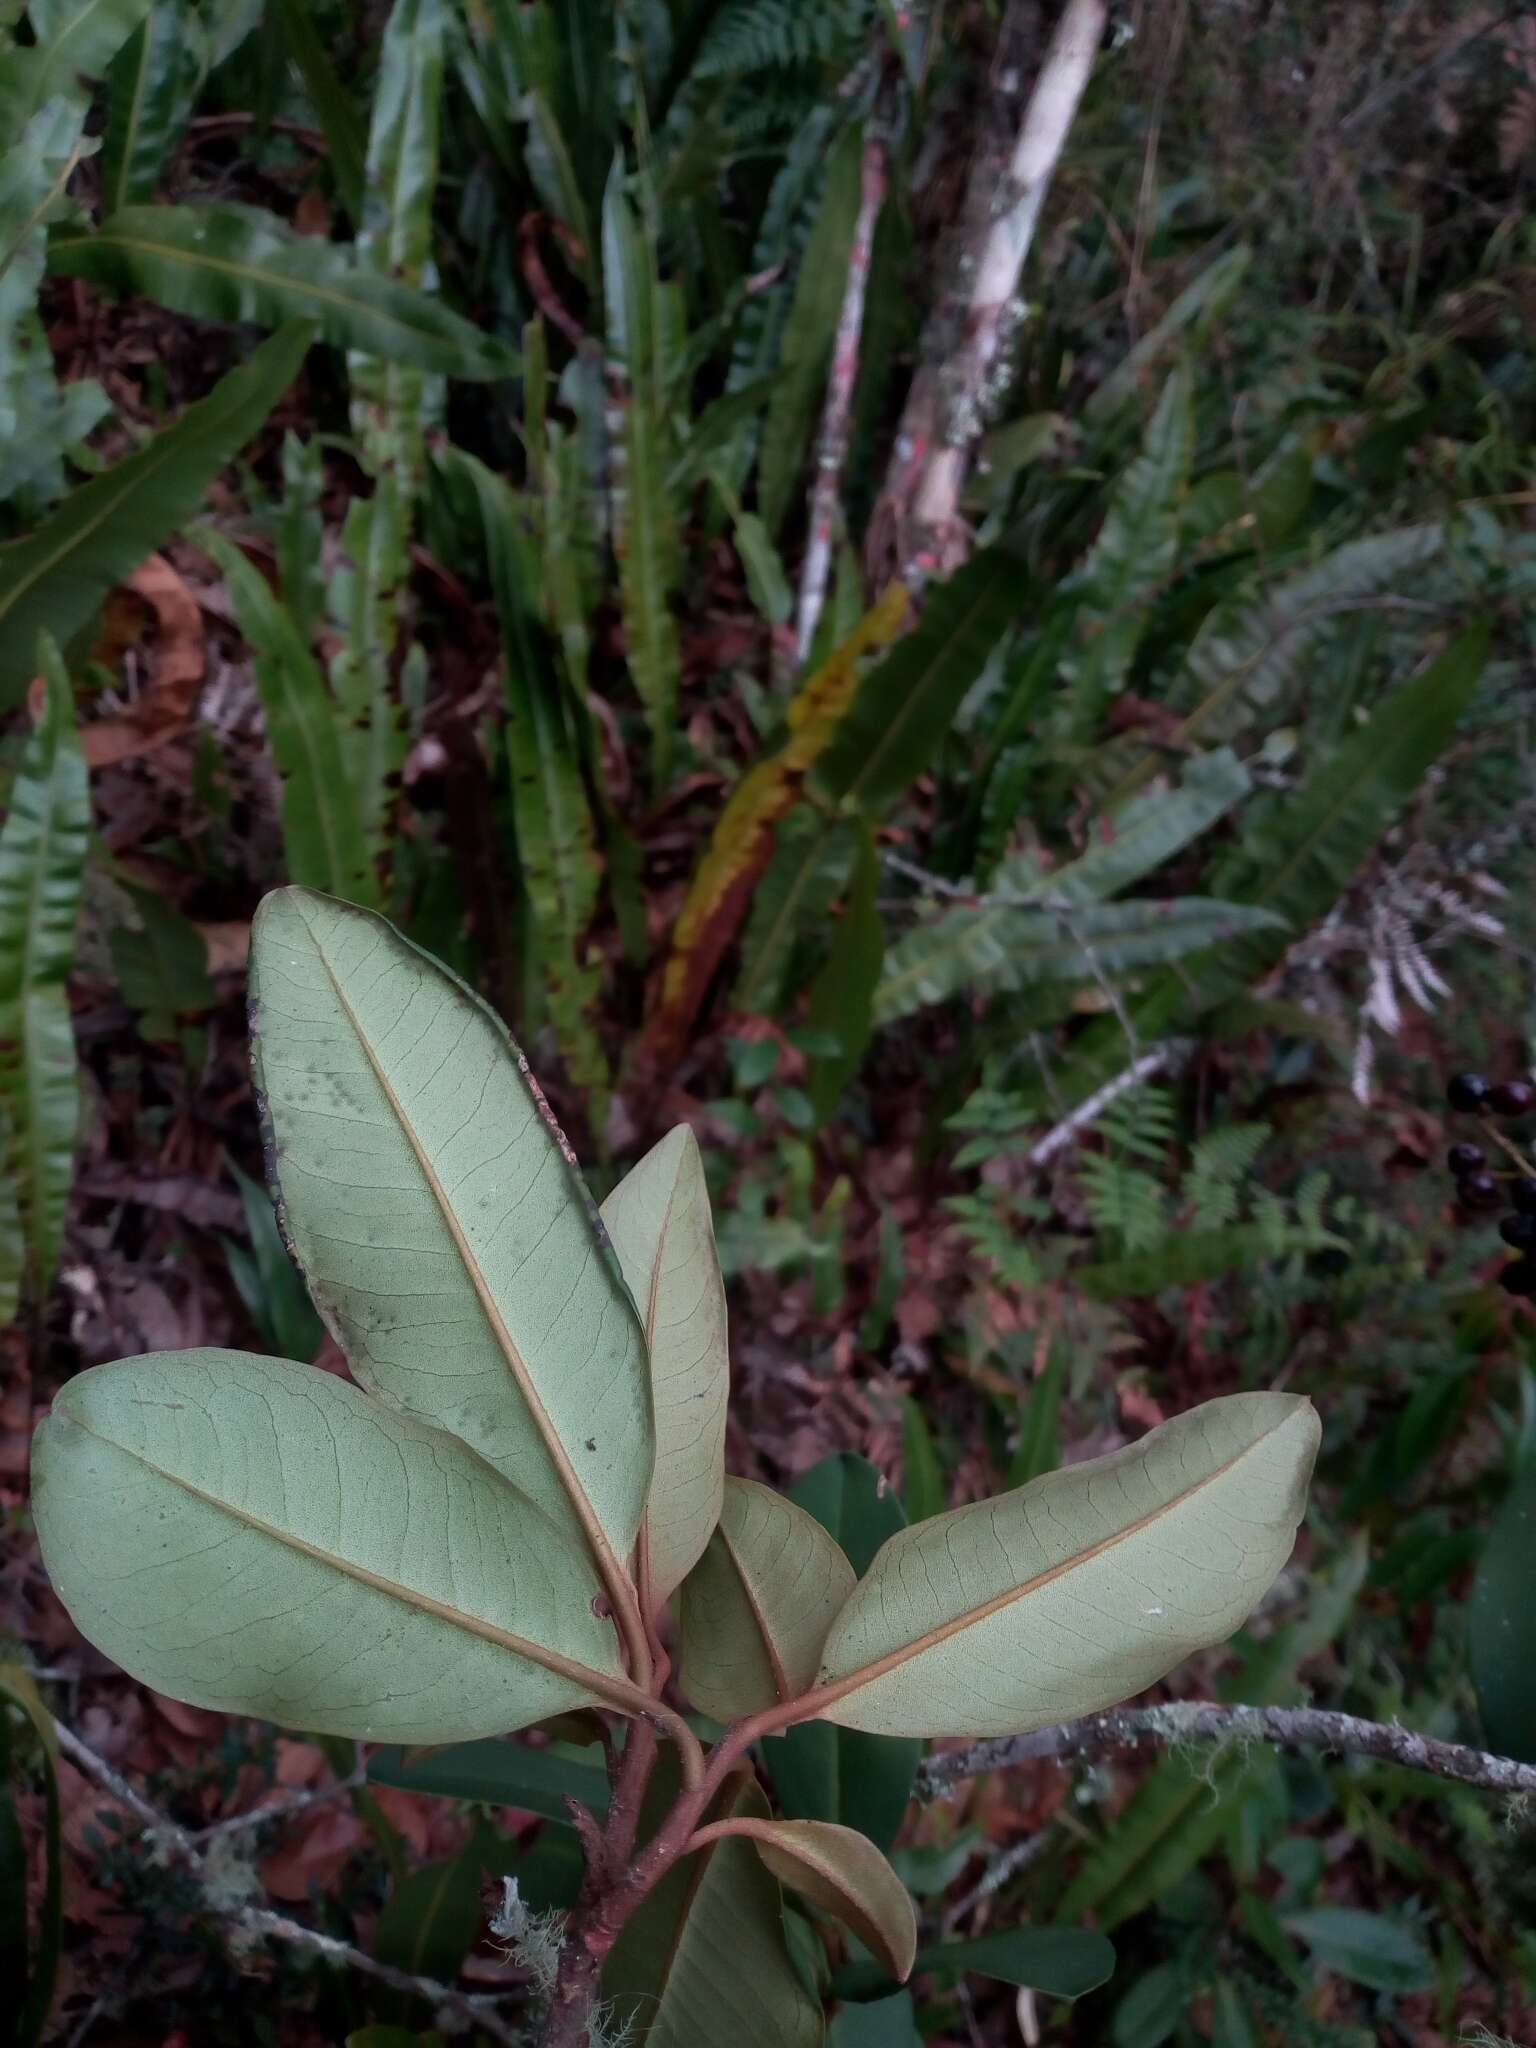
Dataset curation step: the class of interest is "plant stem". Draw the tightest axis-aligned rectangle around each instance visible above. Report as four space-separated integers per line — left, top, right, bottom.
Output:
793 124 889 664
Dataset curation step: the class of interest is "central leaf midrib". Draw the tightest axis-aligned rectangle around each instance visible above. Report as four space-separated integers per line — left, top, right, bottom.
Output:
721 1516 794 1702
301 911 627 1595
64 1406 628 1704
814 1418 1291 1711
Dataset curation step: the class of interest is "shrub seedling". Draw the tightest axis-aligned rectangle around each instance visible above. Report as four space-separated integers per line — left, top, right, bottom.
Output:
31 889 1320 2045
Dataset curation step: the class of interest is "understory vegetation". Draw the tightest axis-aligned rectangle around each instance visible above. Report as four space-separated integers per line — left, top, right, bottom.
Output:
1 0 1534 2044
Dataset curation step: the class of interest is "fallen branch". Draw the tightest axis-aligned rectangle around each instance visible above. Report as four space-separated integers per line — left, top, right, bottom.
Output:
793 126 889 663
916 1701 1536 1802
51 1717 521 2046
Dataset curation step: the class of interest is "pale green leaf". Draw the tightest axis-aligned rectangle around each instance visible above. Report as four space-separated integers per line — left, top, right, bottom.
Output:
740 1817 916 1982
0 636 88 1297
600 1126 729 1606
812 1393 1319 1739
32 1350 627 1742
247 888 653 1575
679 1476 856 1719
0 323 310 705
48 205 518 377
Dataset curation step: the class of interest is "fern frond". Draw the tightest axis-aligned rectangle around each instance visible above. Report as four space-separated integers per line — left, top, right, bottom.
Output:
1097 1082 1177 1164
1080 1155 1167 1251
1186 1121 1269 1226
693 0 869 79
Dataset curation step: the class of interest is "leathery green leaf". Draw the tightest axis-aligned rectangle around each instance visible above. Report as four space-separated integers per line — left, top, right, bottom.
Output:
604 1773 823 2048
600 1126 729 1606
810 1393 1319 1739
49 206 518 378
735 1818 916 1982
679 1476 856 1720
247 888 653 1573
0 637 89 1300
31 1350 628 1742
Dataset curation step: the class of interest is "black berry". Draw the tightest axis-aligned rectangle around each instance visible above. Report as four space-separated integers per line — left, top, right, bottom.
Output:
1447 1072 1492 1112
1499 1261 1536 1300
1457 1170 1502 1209
1501 1212 1536 1249
1492 1079 1536 1117
1513 1178 1536 1216
1448 1143 1485 1175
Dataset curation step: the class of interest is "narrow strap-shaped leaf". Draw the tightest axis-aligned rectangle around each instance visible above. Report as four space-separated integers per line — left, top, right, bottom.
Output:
815 547 1020 814
1 1660 63 2046
649 586 909 1065
603 170 682 791
805 822 882 1121
48 206 518 378
874 896 1284 1024
715 1817 916 1982
1055 363 1192 743
271 0 367 222
0 94 112 520
101 0 203 210
601 1126 729 1606
812 1392 1319 1739
32 1351 634 1741
248 888 653 1577
22 0 155 115
202 534 377 905
0 323 311 705
679 1476 855 1719
1040 624 1489 1115
832 1926 1115 2003
441 451 607 1097
0 638 89 1298
1470 1458 1536 1763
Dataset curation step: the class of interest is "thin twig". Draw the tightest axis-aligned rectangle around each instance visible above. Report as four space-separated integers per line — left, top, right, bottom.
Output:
915 1701 1536 1801
1025 1041 1191 1167
943 1826 1054 1930
191 1766 370 1845
52 1717 522 2045
794 126 889 663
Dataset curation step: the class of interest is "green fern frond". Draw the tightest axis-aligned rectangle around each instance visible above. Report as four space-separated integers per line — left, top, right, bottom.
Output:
1186 1122 1270 1227
692 0 869 79
1080 1155 1167 1251
1097 1083 1178 1164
